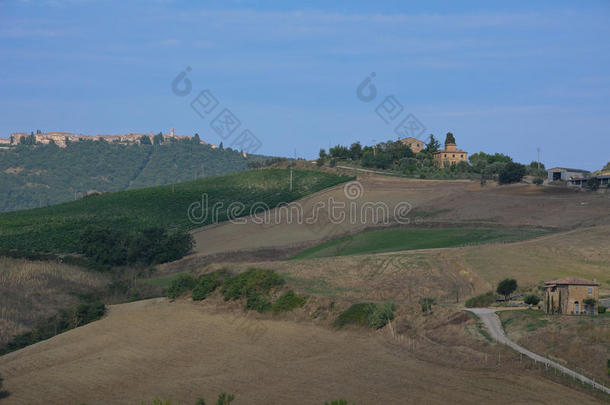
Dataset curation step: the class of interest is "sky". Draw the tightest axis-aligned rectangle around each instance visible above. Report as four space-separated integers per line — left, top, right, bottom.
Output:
1 0 609 170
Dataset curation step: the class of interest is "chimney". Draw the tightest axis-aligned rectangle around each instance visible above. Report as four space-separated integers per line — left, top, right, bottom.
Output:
171 128 175 136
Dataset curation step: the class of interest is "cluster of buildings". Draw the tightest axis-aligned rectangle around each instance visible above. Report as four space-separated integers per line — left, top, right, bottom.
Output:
546 167 610 188
0 129 212 148
398 135 468 168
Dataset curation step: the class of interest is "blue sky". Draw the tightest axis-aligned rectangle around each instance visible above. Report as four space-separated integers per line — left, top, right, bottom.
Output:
1 0 609 170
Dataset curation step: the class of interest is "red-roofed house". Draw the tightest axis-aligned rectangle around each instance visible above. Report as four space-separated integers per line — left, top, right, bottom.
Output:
543 277 600 315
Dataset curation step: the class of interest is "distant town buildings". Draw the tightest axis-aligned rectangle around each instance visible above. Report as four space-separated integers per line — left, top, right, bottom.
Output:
1 130 210 148
543 277 600 315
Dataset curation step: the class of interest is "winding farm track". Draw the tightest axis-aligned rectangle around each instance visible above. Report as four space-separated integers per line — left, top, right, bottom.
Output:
468 308 610 395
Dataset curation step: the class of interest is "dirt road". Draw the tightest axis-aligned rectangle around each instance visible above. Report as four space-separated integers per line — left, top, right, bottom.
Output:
467 308 610 395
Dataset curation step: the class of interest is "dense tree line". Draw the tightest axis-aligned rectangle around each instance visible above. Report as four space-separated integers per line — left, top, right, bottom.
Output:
319 133 540 184
0 138 269 212
80 226 194 267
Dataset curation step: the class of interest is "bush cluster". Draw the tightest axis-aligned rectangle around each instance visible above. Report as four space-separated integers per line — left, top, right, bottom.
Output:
272 290 307 313
333 302 396 329
166 274 198 299
465 291 496 308
165 269 307 315
80 226 193 267
221 268 285 301
0 301 106 355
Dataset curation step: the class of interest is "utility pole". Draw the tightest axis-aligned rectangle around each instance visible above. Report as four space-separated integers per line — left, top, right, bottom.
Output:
537 147 541 170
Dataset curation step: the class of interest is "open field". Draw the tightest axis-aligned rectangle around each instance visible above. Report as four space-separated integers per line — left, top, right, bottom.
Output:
0 169 350 253
190 173 610 257
291 227 548 259
0 257 108 346
0 298 603 405
498 309 610 383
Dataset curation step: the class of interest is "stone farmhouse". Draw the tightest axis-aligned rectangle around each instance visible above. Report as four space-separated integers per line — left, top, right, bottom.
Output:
398 137 425 153
433 142 468 168
2 129 209 148
543 277 600 315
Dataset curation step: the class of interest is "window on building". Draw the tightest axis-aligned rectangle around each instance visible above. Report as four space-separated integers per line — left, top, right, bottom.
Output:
452 154 455 158
587 288 593 295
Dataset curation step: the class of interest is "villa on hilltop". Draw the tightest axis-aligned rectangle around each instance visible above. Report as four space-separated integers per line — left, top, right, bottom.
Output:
433 133 468 168
543 277 600 315
2 129 212 148
398 137 425 153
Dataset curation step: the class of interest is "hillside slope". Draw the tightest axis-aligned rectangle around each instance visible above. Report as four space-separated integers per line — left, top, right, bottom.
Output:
190 174 610 256
0 169 352 253
0 299 600 405
0 140 271 212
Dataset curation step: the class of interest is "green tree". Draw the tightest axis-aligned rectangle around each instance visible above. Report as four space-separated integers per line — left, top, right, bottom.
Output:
140 136 152 145
349 142 362 160
193 133 201 145
496 278 517 301
587 177 600 190
444 132 456 145
319 148 327 159
498 162 526 184
424 134 440 153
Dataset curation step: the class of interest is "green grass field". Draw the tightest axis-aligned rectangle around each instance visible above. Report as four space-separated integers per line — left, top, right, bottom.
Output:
291 228 549 259
0 169 352 254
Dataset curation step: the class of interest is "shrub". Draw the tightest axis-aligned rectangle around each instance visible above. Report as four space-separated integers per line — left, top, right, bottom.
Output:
245 292 272 313
524 294 540 306
465 291 495 308
599 306 606 314
533 177 543 185
583 298 597 306
325 401 353 405
216 393 235 405
334 302 395 329
368 302 396 329
166 274 196 299
272 290 307 313
334 303 376 328
222 269 284 301
419 297 435 313
191 272 226 301
195 398 206 405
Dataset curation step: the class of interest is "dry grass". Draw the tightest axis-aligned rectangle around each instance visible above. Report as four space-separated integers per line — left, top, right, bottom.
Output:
0 298 602 405
499 310 610 382
189 174 610 257
0 257 108 345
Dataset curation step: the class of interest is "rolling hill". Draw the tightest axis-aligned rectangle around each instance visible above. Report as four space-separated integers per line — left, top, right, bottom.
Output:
0 169 352 253
0 140 273 212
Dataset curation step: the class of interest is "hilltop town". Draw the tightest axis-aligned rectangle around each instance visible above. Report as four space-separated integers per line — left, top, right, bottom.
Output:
0 129 216 148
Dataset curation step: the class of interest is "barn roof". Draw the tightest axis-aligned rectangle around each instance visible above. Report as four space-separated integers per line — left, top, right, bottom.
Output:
544 277 599 286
